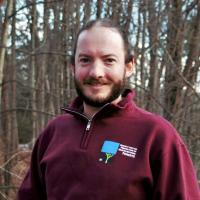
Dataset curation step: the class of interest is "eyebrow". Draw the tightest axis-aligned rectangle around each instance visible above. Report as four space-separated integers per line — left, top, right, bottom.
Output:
78 53 117 58
102 54 117 58
78 53 91 57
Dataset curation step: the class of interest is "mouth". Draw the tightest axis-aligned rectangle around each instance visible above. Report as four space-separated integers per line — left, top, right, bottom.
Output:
84 79 107 85
86 83 107 88
83 78 110 91
89 82 106 85
84 82 109 92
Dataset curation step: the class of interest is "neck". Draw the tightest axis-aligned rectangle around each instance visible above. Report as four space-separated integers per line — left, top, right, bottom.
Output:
83 95 122 119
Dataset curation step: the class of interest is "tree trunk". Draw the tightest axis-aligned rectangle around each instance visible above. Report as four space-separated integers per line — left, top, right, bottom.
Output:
146 0 159 112
0 0 13 99
96 0 103 18
36 0 49 133
1 0 18 197
139 0 147 107
164 0 184 122
29 0 38 142
183 1 200 83
83 0 91 22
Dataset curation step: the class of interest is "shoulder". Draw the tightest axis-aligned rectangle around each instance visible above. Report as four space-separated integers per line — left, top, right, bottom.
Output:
34 114 74 149
48 113 74 125
43 113 75 131
133 106 172 128
139 109 188 162
132 106 185 146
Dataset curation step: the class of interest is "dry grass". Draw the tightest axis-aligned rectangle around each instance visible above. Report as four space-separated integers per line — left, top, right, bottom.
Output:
0 145 31 200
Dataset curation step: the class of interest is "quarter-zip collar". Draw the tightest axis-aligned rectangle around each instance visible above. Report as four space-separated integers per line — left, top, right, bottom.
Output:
61 89 135 119
61 89 135 149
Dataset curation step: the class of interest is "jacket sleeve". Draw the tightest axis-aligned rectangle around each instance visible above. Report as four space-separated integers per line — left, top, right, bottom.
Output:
152 130 200 200
17 135 47 200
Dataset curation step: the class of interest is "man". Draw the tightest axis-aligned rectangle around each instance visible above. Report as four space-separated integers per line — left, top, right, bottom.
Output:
18 19 200 199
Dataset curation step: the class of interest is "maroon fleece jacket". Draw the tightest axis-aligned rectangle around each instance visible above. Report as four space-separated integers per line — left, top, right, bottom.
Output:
17 89 200 200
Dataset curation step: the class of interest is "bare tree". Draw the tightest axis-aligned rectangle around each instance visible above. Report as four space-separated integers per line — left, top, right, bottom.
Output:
0 1 199 198
146 0 160 112
0 0 18 197
29 0 38 142
96 0 103 18
0 0 13 97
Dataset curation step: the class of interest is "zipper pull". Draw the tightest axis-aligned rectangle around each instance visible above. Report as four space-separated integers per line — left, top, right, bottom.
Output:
86 120 92 131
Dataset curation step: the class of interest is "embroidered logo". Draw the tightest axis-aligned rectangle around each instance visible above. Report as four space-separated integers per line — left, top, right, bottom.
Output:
99 141 120 164
99 140 137 164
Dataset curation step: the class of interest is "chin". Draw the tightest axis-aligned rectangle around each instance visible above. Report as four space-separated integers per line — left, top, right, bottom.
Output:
87 92 110 101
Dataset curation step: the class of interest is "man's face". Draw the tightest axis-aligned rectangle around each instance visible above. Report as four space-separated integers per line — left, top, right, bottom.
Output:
73 26 131 107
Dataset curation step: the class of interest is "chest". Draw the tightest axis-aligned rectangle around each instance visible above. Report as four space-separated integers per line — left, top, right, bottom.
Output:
40 121 154 199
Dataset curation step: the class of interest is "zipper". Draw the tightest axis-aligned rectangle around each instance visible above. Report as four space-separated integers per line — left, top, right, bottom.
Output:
86 120 92 131
62 104 110 149
61 108 89 120
61 107 92 149
80 119 92 149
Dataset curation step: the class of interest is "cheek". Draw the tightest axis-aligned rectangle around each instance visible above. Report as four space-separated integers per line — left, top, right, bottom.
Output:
75 68 88 80
106 68 125 81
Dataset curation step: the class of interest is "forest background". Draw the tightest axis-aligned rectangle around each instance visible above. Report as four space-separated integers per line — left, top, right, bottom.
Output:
0 0 200 199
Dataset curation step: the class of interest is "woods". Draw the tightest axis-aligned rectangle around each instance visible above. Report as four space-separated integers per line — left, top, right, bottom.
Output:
0 0 200 199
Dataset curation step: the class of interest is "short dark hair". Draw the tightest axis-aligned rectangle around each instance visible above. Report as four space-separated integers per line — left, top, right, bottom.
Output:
70 18 133 65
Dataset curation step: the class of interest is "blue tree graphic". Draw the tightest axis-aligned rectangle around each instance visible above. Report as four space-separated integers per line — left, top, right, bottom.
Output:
100 141 120 164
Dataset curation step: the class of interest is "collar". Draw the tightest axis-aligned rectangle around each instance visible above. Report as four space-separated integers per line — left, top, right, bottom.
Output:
61 89 135 118
68 89 135 111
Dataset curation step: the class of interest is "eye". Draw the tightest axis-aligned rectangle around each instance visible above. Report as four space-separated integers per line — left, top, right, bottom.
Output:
79 57 91 64
104 58 116 65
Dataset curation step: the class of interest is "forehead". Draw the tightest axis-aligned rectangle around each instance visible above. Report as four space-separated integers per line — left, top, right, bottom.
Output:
76 26 125 55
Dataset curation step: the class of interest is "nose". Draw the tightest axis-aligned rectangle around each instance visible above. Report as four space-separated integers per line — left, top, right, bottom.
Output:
89 60 105 78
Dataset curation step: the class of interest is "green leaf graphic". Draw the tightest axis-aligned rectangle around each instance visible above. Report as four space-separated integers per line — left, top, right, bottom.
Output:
105 153 113 164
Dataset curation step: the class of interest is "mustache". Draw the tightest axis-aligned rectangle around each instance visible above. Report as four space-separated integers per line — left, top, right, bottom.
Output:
83 77 109 85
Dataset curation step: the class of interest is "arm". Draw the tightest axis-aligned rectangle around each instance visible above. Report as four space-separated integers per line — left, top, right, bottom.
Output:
17 137 47 200
152 133 200 200
16 118 57 200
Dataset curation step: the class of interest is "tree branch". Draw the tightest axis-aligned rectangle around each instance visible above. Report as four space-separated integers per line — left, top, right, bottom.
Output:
8 0 63 19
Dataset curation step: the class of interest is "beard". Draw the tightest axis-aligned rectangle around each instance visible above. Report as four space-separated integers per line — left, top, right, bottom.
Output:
74 76 125 108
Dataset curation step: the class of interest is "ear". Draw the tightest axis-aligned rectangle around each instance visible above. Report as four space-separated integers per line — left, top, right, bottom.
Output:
125 58 134 78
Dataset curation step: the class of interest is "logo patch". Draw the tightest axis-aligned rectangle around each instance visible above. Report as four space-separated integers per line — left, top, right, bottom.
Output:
99 140 137 164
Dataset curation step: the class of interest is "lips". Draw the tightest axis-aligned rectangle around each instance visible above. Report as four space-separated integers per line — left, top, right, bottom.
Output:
84 81 109 92
88 82 107 86
86 83 107 89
